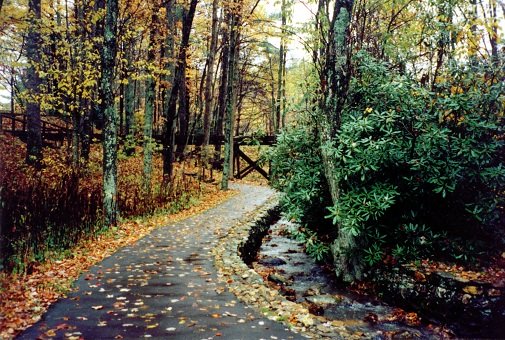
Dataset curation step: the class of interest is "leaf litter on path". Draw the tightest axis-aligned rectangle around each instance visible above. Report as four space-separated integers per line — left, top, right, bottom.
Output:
0 184 237 339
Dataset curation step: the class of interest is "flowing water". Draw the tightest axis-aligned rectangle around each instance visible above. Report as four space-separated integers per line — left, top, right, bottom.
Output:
253 219 453 338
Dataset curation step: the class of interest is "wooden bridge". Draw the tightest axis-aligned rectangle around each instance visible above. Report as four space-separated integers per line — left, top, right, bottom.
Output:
0 111 275 180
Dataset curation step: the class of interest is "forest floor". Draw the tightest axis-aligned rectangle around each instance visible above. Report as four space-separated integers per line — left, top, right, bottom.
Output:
4 183 303 340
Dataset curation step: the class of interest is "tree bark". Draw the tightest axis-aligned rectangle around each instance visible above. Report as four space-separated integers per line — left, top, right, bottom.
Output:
175 56 189 156
488 0 498 62
163 0 198 179
275 0 287 132
124 43 136 156
92 0 106 130
143 11 157 194
25 0 43 166
203 0 219 148
221 0 241 190
101 0 119 227
316 0 358 282
214 18 230 163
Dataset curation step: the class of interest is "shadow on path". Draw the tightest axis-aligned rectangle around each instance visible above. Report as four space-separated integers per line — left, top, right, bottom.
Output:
18 184 302 340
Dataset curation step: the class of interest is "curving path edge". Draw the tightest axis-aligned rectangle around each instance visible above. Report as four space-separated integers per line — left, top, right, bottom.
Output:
18 184 302 340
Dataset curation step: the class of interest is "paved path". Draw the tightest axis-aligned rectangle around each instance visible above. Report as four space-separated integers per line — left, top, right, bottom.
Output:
19 184 302 340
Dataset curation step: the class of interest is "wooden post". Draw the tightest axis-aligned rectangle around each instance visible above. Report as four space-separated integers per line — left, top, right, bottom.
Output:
234 143 241 179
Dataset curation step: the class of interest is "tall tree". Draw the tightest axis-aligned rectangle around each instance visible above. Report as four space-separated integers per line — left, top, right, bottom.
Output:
25 0 42 166
143 6 159 194
314 0 356 282
124 41 136 156
203 0 220 148
213 13 230 162
101 0 119 227
221 0 242 190
275 0 288 132
163 0 198 179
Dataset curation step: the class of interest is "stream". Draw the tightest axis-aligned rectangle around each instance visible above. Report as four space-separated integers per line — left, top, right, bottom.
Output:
252 219 454 338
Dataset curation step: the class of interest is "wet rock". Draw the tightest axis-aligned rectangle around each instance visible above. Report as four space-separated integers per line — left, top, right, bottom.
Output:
316 323 331 333
303 286 321 297
371 265 505 338
435 286 448 299
391 330 422 338
305 294 342 306
462 294 472 304
259 257 287 266
268 273 290 285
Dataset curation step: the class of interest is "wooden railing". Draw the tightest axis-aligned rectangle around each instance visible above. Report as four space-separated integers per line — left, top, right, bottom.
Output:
1 110 276 179
0 111 72 144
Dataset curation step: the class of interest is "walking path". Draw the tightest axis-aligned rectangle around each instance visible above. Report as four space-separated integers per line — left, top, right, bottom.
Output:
18 184 302 340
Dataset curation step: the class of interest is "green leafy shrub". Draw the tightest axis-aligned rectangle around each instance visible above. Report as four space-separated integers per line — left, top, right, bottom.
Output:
326 53 505 266
268 114 335 262
273 52 504 268
269 118 332 228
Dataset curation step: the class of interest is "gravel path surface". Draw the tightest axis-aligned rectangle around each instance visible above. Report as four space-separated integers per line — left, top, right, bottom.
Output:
18 184 302 340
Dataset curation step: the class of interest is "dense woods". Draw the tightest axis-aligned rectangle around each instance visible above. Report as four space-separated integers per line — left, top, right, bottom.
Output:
0 0 504 335
1 0 284 270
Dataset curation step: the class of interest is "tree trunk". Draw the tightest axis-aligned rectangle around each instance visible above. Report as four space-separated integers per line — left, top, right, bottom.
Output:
124 43 136 156
175 59 189 157
163 0 198 179
316 0 358 282
275 0 287 132
143 8 159 194
71 110 80 167
92 0 106 130
214 19 230 163
25 0 43 166
203 0 219 148
221 1 241 190
100 0 119 227
81 105 92 161
488 0 498 62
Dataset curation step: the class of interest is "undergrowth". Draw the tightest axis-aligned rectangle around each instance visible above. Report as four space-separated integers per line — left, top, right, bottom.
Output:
0 135 202 274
